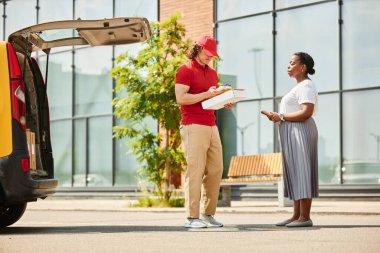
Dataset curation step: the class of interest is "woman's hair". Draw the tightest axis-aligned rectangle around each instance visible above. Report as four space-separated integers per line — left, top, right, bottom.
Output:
294 52 315 75
187 44 203 60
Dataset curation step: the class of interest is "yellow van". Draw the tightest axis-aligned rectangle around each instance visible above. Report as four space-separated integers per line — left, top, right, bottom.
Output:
0 17 151 227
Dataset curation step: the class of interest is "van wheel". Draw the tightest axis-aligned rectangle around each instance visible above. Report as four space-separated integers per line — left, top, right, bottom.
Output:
0 203 27 228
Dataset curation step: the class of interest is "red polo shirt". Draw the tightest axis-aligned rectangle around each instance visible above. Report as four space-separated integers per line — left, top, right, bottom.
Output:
176 59 218 126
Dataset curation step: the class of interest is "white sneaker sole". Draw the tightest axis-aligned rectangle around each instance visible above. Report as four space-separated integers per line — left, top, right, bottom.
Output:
184 224 207 228
204 223 223 228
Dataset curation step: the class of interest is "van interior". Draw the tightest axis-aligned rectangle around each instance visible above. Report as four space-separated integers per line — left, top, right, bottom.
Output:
16 51 53 179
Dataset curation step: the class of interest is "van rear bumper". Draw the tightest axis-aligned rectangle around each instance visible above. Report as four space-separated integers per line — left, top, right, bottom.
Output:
0 154 58 205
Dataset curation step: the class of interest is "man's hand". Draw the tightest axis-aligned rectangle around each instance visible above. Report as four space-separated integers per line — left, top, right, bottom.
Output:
208 86 223 98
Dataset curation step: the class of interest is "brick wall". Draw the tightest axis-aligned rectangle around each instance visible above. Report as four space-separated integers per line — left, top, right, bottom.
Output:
160 0 215 42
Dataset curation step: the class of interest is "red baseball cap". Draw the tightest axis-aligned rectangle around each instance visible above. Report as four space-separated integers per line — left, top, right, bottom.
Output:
196 35 219 57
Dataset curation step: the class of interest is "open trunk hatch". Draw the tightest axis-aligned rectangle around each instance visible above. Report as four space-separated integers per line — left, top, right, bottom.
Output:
8 17 151 52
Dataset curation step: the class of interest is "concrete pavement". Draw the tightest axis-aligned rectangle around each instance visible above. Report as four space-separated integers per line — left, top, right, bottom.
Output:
4 198 380 253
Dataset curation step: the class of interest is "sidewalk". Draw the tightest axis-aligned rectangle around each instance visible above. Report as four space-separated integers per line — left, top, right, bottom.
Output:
26 198 380 215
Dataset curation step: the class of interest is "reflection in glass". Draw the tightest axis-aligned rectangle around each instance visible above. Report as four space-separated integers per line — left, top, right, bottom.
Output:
343 90 380 184
5 0 36 38
276 0 324 9
88 116 113 187
1 5 3 41
218 14 273 99
114 117 157 186
50 120 72 187
73 119 86 187
74 47 112 116
114 0 158 59
219 99 274 171
115 0 157 22
39 52 73 119
75 0 112 19
114 135 139 186
217 0 272 20
342 0 380 89
38 29 79 41
314 94 340 184
39 0 73 22
276 2 338 96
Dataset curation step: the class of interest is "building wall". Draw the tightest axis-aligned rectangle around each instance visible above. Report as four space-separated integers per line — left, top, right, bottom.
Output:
160 0 214 41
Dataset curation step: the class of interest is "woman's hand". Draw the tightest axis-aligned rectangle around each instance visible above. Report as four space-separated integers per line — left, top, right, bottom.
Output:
224 102 236 110
271 113 281 123
261 110 280 122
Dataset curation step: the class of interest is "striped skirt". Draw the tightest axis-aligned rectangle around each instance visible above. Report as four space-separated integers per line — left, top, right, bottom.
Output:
279 117 319 201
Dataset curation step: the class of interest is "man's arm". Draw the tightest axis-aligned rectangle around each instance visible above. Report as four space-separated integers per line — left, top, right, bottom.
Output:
175 83 220 105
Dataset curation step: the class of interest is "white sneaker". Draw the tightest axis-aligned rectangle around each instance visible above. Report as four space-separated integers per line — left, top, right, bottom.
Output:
200 214 223 227
184 218 207 228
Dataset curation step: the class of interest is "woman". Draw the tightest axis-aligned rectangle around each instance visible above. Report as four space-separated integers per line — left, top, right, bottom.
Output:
262 52 318 227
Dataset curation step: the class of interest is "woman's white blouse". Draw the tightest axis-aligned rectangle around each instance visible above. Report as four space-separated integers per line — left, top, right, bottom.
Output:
279 79 318 116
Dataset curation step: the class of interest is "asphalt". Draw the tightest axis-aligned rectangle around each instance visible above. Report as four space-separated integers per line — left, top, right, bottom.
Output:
26 198 380 215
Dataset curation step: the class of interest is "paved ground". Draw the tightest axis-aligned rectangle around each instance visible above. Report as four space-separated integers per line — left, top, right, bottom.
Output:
1 199 380 253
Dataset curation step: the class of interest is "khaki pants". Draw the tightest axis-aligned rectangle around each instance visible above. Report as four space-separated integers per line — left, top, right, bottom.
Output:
180 124 223 218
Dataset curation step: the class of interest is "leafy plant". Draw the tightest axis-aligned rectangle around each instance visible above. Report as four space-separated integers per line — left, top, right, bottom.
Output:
112 14 191 201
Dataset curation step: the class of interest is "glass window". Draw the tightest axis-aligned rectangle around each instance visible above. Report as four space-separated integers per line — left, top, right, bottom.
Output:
37 29 79 42
114 136 139 186
5 0 36 39
75 0 112 20
216 0 272 21
276 0 325 9
219 99 274 168
276 2 339 96
343 90 380 184
238 100 274 155
74 47 113 116
1 3 4 41
115 0 157 21
342 0 380 89
314 94 340 184
50 120 72 187
218 14 273 99
88 116 113 187
114 0 158 58
73 118 86 187
39 52 73 119
39 0 73 22
114 116 157 186
113 117 155 187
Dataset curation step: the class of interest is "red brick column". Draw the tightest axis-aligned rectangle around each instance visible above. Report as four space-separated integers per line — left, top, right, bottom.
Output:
160 0 215 41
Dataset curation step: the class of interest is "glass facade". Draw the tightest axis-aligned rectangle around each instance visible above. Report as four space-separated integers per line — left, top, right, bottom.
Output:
216 0 380 185
2 0 158 187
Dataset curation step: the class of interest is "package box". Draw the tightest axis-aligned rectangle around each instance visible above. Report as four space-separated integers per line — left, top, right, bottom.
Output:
30 131 36 170
202 89 247 110
25 129 36 171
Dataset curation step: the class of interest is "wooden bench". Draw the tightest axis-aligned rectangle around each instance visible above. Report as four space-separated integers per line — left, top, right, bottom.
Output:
219 153 291 207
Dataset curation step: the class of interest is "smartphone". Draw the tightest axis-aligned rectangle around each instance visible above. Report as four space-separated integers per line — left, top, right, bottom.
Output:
260 110 271 117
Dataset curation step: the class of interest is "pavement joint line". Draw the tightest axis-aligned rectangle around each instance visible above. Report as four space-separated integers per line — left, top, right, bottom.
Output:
26 208 380 216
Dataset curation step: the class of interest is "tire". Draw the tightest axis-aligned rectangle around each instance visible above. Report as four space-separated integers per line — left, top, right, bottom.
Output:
0 203 27 228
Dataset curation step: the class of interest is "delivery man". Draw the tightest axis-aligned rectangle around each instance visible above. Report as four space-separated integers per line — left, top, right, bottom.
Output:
175 35 234 228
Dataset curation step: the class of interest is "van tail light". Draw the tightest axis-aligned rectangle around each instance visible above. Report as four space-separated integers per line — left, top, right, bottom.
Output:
7 43 27 131
21 158 29 173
